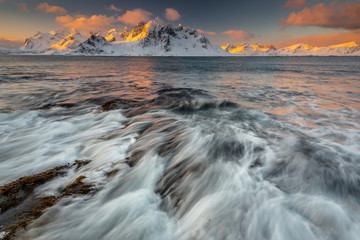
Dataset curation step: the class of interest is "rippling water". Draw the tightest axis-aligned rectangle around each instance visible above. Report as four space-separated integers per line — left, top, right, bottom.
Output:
0 55 360 240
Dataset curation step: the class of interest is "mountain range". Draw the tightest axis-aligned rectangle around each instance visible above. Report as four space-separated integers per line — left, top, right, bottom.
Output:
2 21 360 56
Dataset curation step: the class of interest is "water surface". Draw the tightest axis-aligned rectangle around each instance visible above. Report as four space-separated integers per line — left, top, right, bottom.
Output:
0 55 360 240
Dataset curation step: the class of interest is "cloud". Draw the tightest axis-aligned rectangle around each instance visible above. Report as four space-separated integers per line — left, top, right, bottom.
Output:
36 3 67 14
0 0 4 3
197 29 216 35
222 30 255 41
155 16 165 26
106 4 122 12
117 9 152 25
0 36 23 48
165 8 180 21
280 1 360 30
282 0 306 9
17 3 29 13
56 15 116 31
274 29 360 48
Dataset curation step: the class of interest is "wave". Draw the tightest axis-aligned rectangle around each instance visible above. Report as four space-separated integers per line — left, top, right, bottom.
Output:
1 88 360 239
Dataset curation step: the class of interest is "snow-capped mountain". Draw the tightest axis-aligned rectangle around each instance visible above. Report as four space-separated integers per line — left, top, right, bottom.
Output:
276 41 360 56
20 30 70 52
74 21 227 56
48 33 88 52
222 43 277 55
16 21 360 56
221 41 360 56
75 35 112 54
20 21 227 56
105 27 130 42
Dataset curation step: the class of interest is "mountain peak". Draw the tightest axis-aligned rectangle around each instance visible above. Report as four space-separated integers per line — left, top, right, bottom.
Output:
126 20 160 42
48 33 87 51
328 41 360 48
221 43 276 54
18 21 360 56
282 43 314 51
105 27 130 42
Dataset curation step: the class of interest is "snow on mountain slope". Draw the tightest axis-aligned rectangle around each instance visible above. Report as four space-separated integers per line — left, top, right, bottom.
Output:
105 27 130 42
328 41 359 48
317 41 360 56
20 30 70 52
73 21 228 56
47 33 88 53
17 22 360 56
75 35 112 54
222 43 277 55
221 41 360 56
276 43 318 56
276 42 360 56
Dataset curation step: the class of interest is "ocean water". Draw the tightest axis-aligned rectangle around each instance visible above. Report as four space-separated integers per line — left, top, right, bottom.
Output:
0 55 360 240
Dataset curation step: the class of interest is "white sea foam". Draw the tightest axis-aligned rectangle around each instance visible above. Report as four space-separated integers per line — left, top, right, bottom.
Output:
1 56 360 240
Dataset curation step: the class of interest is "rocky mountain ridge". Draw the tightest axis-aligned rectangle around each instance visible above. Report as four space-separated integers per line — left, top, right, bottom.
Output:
13 21 360 56
221 41 360 56
20 21 226 56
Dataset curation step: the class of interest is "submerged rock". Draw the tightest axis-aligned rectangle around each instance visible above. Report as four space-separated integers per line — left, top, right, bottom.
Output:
0 160 93 239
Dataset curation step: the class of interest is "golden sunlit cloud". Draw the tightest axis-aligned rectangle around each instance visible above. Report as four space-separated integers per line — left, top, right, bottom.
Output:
56 15 116 31
117 9 153 25
17 3 29 13
282 0 306 9
274 29 360 48
281 1 360 30
197 29 216 35
223 30 255 41
36 3 67 14
0 36 23 48
106 4 122 12
165 8 180 21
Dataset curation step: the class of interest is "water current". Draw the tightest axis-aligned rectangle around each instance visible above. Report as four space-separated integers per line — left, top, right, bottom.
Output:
0 55 359 240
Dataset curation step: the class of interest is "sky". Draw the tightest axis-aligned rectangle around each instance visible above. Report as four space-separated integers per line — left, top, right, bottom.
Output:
0 0 359 48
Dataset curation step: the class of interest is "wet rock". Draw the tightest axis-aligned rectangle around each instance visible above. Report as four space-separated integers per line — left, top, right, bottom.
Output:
219 100 238 109
1 196 58 240
0 166 67 213
105 169 120 178
37 102 77 110
63 176 95 196
101 99 140 112
72 160 91 170
1 169 95 239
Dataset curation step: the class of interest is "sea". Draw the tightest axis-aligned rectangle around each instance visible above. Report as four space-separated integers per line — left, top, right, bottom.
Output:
0 55 360 240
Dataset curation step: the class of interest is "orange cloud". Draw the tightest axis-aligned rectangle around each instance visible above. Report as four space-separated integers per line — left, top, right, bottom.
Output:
117 9 152 25
0 36 23 48
222 30 255 41
56 15 116 31
17 3 29 13
155 16 165 25
274 29 360 48
282 0 306 9
0 0 5 3
281 1 360 30
36 3 67 14
165 8 180 21
106 4 122 12
197 29 216 35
